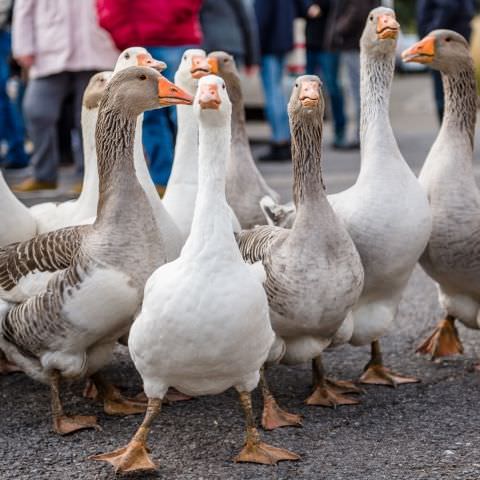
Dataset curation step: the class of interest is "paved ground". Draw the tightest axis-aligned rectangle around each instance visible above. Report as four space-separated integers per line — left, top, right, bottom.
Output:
2 74 480 480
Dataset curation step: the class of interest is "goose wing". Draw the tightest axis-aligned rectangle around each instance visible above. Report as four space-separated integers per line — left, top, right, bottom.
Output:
236 225 285 264
0 225 88 302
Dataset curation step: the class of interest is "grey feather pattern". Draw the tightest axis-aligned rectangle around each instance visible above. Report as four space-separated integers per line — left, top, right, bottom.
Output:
0 225 88 292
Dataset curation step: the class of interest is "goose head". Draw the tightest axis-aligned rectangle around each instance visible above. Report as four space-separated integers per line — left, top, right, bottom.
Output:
113 47 166 74
361 7 400 55
83 71 113 110
175 49 211 92
401 30 472 73
288 75 324 124
206 52 243 102
194 74 232 126
105 67 193 118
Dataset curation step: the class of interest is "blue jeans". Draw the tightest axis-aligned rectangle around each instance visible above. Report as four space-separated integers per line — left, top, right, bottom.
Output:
0 30 28 166
143 45 196 186
306 50 346 143
260 54 290 144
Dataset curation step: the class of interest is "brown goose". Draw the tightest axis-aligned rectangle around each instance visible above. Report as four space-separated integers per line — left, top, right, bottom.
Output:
0 67 192 434
237 75 364 426
208 51 281 228
402 31 480 359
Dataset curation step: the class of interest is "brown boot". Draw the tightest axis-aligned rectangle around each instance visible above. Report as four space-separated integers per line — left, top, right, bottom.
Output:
12 177 57 192
155 185 166 197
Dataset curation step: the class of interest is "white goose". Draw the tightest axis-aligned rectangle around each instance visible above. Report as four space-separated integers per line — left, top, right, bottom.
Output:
207 51 281 229
0 67 193 434
162 49 212 240
259 8 432 386
91 75 298 474
402 31 480 359
0 171 36 246
237 75 364 421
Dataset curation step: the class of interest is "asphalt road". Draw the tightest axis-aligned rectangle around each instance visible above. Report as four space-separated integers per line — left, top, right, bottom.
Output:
2 74 480 480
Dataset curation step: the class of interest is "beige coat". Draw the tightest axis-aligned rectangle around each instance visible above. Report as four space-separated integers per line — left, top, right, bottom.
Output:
12 0 119 78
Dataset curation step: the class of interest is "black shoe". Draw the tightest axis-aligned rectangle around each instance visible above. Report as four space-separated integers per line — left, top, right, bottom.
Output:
259 143 291 162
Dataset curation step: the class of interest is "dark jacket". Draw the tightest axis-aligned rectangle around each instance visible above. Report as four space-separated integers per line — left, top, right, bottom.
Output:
325 0 380 51
417 0 475 40
254 0 311 55
201 0 260 66
305 0 331 51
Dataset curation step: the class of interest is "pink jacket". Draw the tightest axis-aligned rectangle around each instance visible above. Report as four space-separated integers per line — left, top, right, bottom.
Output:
96 0 202 51
12 0 119 79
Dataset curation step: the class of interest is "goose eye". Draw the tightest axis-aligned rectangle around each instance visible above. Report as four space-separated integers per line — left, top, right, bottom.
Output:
183 55 187 61
445 37 451 42
295 83 298 88
139 74 147 80
222 84 225 89
125 53 130 59
370 15 373 21
224 58 228 63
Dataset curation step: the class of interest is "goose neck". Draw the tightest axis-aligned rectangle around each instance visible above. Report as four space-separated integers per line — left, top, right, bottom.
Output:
95 104 139 218
168 104 199 184
440 64 477 146
360 50 395 144
185 116 234 251
290 112 326 210
76 106 99 209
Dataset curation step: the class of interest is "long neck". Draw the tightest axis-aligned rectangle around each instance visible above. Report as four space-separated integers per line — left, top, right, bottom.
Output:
359 48 401 170
183 114 237 256
95 104 139 221
167 104 199 185
291 112 326 212
76 106 99 212
441 64 477 147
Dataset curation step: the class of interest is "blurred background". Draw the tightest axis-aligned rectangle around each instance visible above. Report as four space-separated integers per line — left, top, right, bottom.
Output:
1 0 479 203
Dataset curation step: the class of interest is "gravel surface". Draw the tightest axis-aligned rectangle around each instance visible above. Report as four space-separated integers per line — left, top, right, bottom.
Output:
3 267 480 480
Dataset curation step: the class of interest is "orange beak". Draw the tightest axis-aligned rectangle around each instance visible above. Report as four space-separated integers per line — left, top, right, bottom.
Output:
158 76 193 106
376 14 400 40
190 55 210 79
137 53 166 72
207 57 219 74
401 35 436 63
198 83 221 110
299 80 320 107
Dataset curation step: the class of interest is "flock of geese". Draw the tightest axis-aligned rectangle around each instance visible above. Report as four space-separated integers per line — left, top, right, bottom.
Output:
0 6 479 474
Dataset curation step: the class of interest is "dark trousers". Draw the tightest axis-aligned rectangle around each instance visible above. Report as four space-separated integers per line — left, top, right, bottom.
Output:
306 50 346 143
23 70 96 183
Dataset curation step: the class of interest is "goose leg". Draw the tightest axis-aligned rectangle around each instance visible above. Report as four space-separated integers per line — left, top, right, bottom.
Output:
260 367 302 430
0 350 22 374
90 372 147 416
312 361 362 394
50 371 99 435
416 315 464 359
90 398 161 473
235 391 299 464
360 340 419 387
306 356 360 407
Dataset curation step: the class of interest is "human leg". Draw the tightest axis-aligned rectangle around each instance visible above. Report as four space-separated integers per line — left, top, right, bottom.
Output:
259 54 290 160
318 52 347 146
14 73 69 189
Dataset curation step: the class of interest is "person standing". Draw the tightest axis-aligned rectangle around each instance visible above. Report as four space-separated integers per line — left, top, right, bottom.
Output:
97 0 202 194
417 0 475 122
201 0 259 69
0 0 28 169
305 0 347 148
254 0 315 161
325 0 380 149
11 0 118 192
